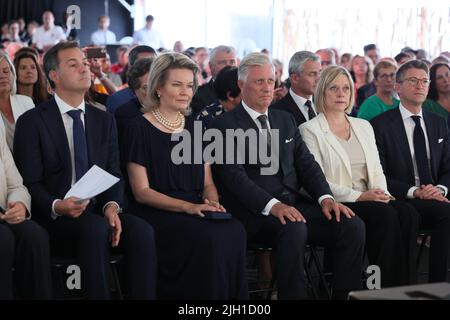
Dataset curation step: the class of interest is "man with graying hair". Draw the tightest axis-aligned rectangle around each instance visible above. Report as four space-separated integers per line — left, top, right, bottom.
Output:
271 51 321 126
190 45 237 115
210 52 365 300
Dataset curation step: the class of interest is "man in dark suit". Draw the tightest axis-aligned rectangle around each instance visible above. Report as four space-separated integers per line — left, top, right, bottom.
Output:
271 51 320 126
190 45 237 116
210 53 365 299
371 59 450 282
13 41 157 299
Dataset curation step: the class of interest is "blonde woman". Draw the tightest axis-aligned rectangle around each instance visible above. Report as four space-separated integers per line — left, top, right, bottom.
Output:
123 52 248 299
299 66 419 287
0 52 34 151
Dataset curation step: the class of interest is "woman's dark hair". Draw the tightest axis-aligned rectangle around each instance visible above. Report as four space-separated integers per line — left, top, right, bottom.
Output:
427 63 450 100
14 51 50 104
213 66 240 101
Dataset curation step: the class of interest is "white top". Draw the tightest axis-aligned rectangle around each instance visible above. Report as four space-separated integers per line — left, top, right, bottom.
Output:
399 104 448 197
0 95 35 151
132 27 165 49
289 88 317 121
32 25 66 50
90 29 117 45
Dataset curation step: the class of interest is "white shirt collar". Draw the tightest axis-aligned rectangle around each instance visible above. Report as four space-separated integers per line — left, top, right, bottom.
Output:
241 100 268 122
54 93 86 115
289 88 312 108
399 103 423 121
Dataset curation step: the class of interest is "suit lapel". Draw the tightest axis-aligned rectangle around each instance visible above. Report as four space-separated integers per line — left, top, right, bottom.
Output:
235 104 259 131
284 93 307 125
423 111 438 180
391 108 415 178
39 98 72 184
84 105 98 166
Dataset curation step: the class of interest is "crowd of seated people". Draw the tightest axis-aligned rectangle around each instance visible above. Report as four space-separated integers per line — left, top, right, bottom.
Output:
2 8 450 301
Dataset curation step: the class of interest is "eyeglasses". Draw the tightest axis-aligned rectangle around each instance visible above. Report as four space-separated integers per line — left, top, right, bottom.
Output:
378 73 396 80
400 77 431 87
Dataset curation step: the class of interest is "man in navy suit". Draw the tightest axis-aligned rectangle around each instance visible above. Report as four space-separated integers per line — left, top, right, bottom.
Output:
210 53 365 299
371 60 450 282
271 51 320 126
13 41 157 299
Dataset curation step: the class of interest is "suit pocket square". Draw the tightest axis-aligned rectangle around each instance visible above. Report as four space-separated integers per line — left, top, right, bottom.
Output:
285 138 294 143
439 138 444 143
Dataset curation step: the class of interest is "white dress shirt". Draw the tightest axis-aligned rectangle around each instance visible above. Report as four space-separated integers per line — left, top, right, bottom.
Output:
132 27 165 49
399 103 448 198
242 101 332 216
91 29 117 45
32 25 66 50
289 89 317 121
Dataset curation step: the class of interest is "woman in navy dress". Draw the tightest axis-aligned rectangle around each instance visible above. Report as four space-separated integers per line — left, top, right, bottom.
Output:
123 52 248 299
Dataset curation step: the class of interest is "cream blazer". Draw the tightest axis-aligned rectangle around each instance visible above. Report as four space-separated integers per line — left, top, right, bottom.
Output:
0 95 34 135
0 129 31 216
299 113 390 202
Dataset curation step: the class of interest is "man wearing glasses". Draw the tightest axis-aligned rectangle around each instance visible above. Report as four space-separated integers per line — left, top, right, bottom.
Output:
371 60 450 283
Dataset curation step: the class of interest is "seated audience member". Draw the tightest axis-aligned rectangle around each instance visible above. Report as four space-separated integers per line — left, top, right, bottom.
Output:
350 55 375 110
363 44 380 65
106 45 156 114
13 41 157 299
394 52 413 66
193 47 211 84
111 46 128 75
315 48 336 69
32 11 66 52
300 66 419 287
195 66 241 129
0 53 34 150
371 60 450 283
271 51 320 126
115 57 154 148
0 129 52 300
358 60 399 120
272 58 288 102
422 63 450 120
90 16 116 46
14 51 50 105
340 53 353 70
123 52 248 299
190 45 237 116
132 15 165 49
210 53 365 299
99 54 123 87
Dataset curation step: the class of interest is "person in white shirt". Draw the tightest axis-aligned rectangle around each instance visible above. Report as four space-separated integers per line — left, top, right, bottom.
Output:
132 15 164 49
90 16 117 46
32 11 66 52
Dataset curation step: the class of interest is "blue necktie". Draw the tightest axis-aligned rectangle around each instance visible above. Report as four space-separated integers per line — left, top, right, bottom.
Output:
67 109 89 182
411 115 433 185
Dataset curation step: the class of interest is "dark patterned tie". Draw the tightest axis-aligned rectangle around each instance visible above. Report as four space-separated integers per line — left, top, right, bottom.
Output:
305 100 316 120
411 115 433 185
67 110 89 182
257 114 271 151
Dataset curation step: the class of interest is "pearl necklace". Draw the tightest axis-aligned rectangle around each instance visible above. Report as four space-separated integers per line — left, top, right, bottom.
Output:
152 109 185 131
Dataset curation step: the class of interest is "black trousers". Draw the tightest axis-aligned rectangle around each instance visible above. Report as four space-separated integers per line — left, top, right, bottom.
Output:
407 199 450 282
245 200 365 299
0 220 52 299
345 200 420 287
48 212 157 299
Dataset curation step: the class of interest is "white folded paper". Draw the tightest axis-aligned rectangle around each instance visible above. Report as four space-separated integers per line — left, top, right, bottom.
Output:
64 165 120 201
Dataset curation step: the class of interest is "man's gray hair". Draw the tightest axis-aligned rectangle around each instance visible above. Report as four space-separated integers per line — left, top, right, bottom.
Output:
238 52 274 81
209 45 236 64
288 51 320 75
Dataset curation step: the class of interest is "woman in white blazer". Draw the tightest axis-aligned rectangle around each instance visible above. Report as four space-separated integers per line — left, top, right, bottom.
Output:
299 66 419 287
0 52 35 151
0 129 51 299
